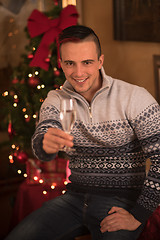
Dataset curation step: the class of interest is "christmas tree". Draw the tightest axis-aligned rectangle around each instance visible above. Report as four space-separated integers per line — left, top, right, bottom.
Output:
0 2 78 185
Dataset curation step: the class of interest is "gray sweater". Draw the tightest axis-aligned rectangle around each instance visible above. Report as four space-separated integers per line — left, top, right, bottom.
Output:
32 67 160 225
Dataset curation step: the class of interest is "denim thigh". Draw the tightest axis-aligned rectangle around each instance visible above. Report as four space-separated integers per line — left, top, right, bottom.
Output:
83 194 144 240
5 192 144 240
5 192 88 240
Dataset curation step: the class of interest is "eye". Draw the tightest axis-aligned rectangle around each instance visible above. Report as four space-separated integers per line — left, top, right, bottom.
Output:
64 61 74 67
83 60 93 65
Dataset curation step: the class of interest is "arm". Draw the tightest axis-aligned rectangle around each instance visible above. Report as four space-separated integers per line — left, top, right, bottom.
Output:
32 94 73 161
101 88 160 232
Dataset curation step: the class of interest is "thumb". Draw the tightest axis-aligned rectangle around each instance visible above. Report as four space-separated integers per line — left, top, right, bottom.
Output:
108 206 122 214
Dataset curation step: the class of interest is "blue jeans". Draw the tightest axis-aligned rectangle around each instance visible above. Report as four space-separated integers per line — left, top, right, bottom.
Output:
5 191 144 240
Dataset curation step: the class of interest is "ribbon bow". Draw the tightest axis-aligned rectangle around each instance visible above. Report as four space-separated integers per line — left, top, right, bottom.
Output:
27 5 79 70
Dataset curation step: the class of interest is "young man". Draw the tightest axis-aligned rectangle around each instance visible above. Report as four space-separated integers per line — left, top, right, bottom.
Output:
5 25 160 240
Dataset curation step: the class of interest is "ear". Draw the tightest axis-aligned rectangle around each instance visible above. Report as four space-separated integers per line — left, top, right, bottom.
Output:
99 54 104 69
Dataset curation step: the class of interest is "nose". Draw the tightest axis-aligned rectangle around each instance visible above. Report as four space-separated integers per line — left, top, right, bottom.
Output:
74 64 84 77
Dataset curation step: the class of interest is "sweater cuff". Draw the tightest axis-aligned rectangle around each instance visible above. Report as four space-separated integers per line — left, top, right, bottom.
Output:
32 134 57 161
130 203 152 225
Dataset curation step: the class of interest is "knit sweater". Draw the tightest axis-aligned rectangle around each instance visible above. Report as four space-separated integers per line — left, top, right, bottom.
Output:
32 67 160 224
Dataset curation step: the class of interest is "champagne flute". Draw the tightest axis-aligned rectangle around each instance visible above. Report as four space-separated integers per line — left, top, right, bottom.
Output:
60 98 76 152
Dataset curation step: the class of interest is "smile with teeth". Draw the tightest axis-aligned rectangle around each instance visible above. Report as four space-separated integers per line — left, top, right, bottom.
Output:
74 77 88 83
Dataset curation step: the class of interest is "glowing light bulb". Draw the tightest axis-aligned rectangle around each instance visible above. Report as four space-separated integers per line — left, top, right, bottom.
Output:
33 114 37 118
43 190 47 195
28 73 32 77
34 176 38 181
24 114 29 119
24 173 27 178
39 179 44 184
3 91 8 96
64 180 68 185
62 190 66 194
22 108 27 112
14 95 18 99
17 170 22 174
13 103 17 107
35 71 39 75
41 84 45 88
11 144 16 149
37 85 41 89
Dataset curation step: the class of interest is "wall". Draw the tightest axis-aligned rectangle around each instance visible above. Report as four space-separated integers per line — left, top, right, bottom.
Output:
82 0 160 98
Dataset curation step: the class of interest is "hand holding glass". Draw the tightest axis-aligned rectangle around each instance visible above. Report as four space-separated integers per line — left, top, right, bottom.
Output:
60 98 76 152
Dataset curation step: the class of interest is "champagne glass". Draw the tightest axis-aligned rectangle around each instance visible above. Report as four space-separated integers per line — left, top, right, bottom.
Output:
60 98 76 152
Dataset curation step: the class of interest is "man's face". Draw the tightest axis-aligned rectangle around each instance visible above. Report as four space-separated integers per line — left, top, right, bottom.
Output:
60 40 104 102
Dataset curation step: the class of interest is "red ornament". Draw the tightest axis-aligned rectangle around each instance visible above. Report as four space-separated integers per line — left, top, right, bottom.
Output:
12 77 19 84
8 121 15 139
45 57 50 63
53 0 59 6
53 84 59 89
28 53 34 59
16 151 28 164
54 70 60 77
28 76 40 87
14 98 19 103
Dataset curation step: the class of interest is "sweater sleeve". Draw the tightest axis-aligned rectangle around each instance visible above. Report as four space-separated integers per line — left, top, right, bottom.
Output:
31 93 62 161
129 87 160 224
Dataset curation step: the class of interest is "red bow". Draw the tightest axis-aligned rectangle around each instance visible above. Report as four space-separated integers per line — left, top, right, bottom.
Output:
27 5 79 70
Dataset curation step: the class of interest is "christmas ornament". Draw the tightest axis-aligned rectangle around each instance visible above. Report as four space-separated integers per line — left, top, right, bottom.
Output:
54 69 60 77
28 76 40 87
12 77 19 84
16 150 28 164
28 53 34 59
27 5 79 70
8 121 15 139
14 98 19 103
53 84 59 89
53 0 59 6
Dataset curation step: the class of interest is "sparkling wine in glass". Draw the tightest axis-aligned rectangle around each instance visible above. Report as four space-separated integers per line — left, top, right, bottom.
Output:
60 98 76 152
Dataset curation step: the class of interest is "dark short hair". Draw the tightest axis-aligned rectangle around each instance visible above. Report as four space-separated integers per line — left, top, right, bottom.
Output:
58 25 101 58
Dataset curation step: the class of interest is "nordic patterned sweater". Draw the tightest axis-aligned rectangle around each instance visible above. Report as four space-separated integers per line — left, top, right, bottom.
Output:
32 67 160 225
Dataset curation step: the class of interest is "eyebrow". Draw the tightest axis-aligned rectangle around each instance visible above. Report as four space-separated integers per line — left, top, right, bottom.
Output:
63 59 95 63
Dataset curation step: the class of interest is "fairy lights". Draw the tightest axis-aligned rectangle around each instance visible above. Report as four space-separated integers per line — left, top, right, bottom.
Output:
13 103 17 107
2 91 8 96
17 169 22 174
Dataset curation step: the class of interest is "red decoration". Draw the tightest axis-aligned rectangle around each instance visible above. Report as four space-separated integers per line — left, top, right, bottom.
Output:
54 69 60 77
28 76 40 87
12 77 19 84
14 98 19 103
16 151 28 164
53 0 59 6
28 53 34 59
27 5 79 70
45 57 50 63
8 121 15 139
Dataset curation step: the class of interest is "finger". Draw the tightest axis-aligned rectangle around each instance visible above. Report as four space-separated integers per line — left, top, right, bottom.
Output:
48 128 73 141
108 206 123 214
